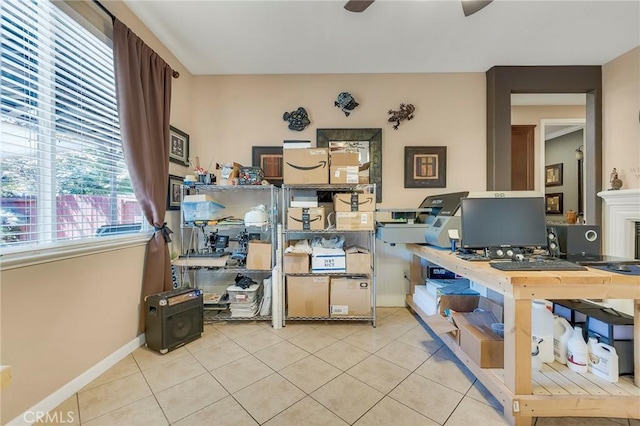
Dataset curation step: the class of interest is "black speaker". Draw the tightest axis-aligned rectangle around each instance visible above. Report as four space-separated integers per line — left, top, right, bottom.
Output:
145 288 203 354
553 224 601 256
546 226 560 257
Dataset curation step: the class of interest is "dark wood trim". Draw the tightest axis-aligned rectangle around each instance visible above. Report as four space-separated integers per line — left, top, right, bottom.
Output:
486 66 602 225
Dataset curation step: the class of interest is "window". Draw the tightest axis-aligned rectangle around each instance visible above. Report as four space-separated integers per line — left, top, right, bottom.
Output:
1 0 142 253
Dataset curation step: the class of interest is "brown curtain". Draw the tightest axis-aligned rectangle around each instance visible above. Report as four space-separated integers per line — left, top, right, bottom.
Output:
112 19 173 333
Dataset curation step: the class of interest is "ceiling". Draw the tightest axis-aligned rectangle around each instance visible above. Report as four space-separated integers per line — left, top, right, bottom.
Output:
122 0 640 76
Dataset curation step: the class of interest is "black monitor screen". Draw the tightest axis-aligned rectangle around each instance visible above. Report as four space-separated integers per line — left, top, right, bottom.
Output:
460 197 547 249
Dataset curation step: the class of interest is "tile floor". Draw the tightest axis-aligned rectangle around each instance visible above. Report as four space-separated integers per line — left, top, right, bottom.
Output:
43 307 636 426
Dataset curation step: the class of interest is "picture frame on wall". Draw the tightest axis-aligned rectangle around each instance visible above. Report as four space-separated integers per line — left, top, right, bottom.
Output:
545 192 563 215
167 174 183 211
252 146 283 187
545 163 563 187
169 126 190 166
404 146 447 188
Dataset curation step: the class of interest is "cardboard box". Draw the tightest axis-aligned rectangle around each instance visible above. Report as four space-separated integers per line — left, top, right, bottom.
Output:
311 247 346 273
287 207 325 230
345 246 371 274
333 193 375 212
246 241 272 270
214 162 241 186
330 278 371 317
330 152 359 166
284 252 310 273
420 295 503 345
451 310 504 368
330 165 359 184
287 275 329 317
336 211 374 231
283 148 329 184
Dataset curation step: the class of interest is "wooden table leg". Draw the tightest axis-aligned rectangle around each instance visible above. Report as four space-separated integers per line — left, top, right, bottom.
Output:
503 297 533 425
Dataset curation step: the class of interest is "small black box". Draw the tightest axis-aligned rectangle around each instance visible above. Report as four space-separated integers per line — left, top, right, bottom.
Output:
427 265 456 279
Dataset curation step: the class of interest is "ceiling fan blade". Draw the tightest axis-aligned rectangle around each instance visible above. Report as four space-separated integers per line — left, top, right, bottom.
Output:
461 0 493 17
344 0 375 13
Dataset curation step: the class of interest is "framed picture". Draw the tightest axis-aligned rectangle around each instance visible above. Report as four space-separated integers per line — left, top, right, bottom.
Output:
169 126 190 166
404 146 447 188
252 146 283 187
167 174 183 210
545 163 563 187
545 192 563 215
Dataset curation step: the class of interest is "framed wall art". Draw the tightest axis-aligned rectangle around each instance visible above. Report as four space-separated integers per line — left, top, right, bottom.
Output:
252 146 283 187
545 192 563 215
404 146 447 188
545 163 563 187
167 174 183 210
169 126 190 166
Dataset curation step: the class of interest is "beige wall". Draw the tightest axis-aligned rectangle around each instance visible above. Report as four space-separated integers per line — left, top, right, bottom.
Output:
603 46 640 190
189 73 488 209
0 1 194 423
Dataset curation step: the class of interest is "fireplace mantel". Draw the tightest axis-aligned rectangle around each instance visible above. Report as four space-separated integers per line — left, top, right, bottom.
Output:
597 188 640 258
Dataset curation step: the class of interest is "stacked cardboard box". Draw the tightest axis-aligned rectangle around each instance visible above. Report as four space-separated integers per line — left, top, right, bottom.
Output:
283 148 328 184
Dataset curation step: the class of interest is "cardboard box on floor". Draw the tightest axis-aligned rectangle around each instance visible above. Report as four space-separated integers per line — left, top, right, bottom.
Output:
330 278 371 317
246 241 272 270
287 276 329 317
421 295 504 368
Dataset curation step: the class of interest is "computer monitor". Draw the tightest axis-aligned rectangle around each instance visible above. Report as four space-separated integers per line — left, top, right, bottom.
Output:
460 196 547 250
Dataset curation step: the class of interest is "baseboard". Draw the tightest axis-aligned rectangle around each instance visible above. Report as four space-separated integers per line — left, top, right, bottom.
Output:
8 334 145 425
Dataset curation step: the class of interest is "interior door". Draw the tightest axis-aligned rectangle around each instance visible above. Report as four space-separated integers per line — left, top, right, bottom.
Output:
511 125 536 190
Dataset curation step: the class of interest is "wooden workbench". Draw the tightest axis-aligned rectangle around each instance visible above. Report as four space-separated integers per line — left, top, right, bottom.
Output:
405 244 640 426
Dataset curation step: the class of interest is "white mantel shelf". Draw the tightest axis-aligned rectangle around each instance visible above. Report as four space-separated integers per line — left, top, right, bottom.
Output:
597 188 640 258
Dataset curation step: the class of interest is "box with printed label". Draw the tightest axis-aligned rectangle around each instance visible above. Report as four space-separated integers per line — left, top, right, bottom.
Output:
287 207 325 230
283 148 329 184
287 276 329 317
246 241 272 270
284 252 310 273
345 246 371 274
330 165 359 184
330 278 371 317
333 193 375 212
336 211 374 230
330 152 359 167
311 247 346 273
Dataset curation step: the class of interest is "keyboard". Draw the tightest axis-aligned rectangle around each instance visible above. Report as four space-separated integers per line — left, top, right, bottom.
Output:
490 259 587 271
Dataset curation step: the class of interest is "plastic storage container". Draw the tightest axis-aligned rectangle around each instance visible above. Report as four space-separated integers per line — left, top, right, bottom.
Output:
567 326 589 373
532 300 555 363
589 341 619 382
226 283 262 304
554 316 573 364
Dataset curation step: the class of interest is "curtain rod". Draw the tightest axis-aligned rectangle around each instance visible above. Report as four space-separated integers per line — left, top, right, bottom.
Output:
92 0 180 78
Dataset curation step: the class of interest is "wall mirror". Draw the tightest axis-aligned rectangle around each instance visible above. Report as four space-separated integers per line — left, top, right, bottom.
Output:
317 128 382 202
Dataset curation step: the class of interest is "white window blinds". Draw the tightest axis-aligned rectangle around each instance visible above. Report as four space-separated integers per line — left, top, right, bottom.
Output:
1 0 142 251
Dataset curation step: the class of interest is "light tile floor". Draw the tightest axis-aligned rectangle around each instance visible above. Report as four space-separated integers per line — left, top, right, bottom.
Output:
44 307 636 425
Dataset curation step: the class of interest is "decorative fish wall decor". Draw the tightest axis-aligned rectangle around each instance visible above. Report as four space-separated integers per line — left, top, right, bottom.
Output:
388 103 415 130
335 92 359 117
283 107 311 131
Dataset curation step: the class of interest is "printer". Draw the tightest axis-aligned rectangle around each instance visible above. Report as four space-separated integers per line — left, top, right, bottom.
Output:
376 191 469 248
